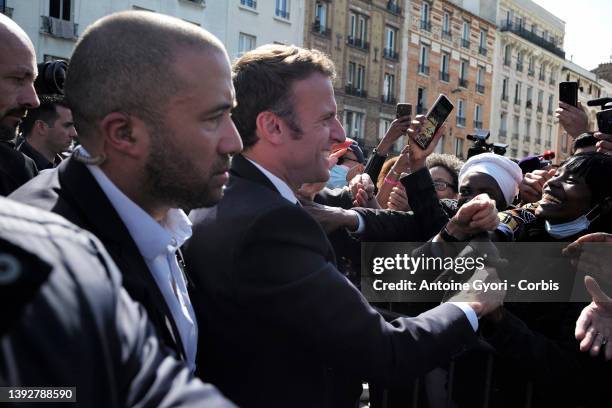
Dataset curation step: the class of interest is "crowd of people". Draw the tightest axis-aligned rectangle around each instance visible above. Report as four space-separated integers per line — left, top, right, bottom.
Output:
2 9 612 408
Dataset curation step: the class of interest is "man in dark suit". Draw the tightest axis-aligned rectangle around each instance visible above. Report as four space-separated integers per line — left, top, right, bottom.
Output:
0 14 39 195
10 12 242 370
0 196 235 407
186 44 501 408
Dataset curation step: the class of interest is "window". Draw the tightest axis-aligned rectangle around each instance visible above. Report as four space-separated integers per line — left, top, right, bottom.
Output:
525 118 531 141
514 81 521 105
516 51 523 71
345 111 364 142
238 33 256 55
462 21 470 48
347 62 365 92
275 0 290 19
526 86 533 107
347 62 356 86
476 64 485 89
478 30 487 55
417 87 427 114
536 121 542 142
455 137 464 157
547 125 553 147
474 104 482 128
459 60 468 87
349 13 367 45
379 119 403 153
384 27 397 59
442 12 451 37
547 94 553 114
419 45 429 75
50 0 71 20
502 77 509 101
540 64 546 81
440 52 450 82
500 112 508 135
314 1 327 31
504 45 511 66
457 99 466 127
421 2 431 31
356 65 365 91
528 56 535 74
383 73 395 102
240 0 257 9
513 115 520 137
537 89 544 111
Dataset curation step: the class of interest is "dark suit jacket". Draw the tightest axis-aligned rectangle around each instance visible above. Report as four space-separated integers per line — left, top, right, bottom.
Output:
0 140 38 196
185 154 477 408
0 197 233 408
9 156 187 361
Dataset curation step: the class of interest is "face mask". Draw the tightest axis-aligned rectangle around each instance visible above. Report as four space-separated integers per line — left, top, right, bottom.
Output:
326 165 350 189
544 204 602 239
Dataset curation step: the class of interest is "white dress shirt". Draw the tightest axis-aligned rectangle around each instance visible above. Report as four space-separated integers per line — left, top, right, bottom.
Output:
82 148 198 371
245 156 478 331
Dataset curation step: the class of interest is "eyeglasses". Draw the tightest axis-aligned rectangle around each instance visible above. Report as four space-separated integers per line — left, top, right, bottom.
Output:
433 180 456 192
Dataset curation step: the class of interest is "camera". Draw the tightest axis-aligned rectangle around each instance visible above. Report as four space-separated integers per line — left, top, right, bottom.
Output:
466 129 508 158
34 60 68 95
587 97 612 134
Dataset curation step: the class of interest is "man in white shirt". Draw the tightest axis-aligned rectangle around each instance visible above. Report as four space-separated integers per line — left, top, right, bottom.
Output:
11 11 242 371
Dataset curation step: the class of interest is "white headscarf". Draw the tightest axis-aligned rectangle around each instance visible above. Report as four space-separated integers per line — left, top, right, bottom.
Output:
458 153 523 207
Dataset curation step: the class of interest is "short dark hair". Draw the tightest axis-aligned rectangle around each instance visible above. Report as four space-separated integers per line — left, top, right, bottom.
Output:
231 44 336 149
20 94 69 137
426 153 465 192
64 11 224 141
572 132 597 152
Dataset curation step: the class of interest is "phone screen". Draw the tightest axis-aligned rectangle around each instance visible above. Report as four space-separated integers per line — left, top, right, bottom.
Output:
414 95 454 150
559 82 578 107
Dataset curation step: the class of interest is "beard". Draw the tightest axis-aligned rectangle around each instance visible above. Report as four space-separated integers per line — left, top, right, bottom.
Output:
143 123 229 212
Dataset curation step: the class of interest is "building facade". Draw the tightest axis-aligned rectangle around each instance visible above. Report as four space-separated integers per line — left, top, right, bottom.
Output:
556 60 603 162
3 0 305 64
592 62 612 84
304 0 407 155
405 0 496 159
489 0 565 160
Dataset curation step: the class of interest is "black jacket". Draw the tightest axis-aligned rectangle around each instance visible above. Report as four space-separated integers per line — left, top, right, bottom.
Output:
9 156 187 362
0 140 37 196
185 154 477 408
0 197 233 407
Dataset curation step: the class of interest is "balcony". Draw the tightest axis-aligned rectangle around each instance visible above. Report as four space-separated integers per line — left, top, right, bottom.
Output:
457 116 466 127
381 94 397 105
459 78 468 88
516 63 523 72
311 22 331 38
383 48 399 61
387 1 402 15
476 84 485 94
418 64 430 75
461 38 470 49
420 20 431 32
347 36 369 50
345 85 367 98
275 8 290 19
40 16 78 40
474 120 483 129
500 21 565 59
439 71 450 82
528 69 535 77
478 47 487 56
442 30 452 41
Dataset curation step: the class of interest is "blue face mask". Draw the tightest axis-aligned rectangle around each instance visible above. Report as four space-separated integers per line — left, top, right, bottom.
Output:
544 204 602 239
327 165 350 189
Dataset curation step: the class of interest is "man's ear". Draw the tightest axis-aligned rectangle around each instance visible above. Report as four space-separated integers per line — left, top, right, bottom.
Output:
34 120 48 135
99 112 148 158
255 111 283 145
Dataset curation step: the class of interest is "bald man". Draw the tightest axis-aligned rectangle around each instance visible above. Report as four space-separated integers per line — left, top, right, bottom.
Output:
0 14 39 195
11 11 243 371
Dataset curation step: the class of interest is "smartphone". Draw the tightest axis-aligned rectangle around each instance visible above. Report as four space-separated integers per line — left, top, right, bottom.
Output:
396 103 412 119
559 82 578 107
414 94 454 150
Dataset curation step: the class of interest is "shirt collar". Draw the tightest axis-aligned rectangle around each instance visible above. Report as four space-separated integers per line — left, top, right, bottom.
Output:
77 146 192 260
244 156 298 204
